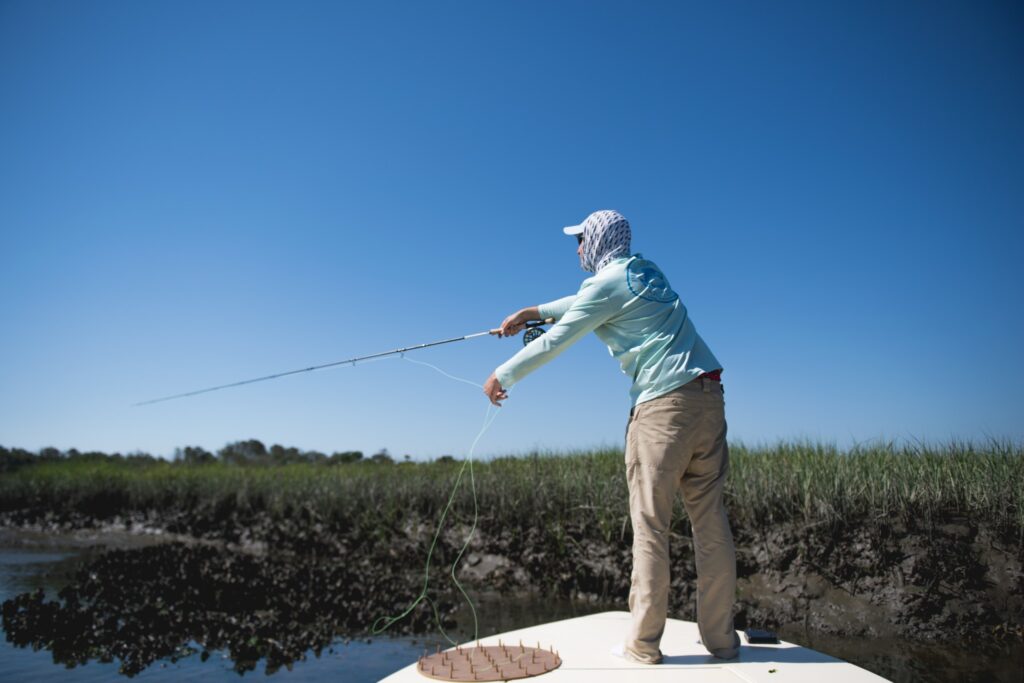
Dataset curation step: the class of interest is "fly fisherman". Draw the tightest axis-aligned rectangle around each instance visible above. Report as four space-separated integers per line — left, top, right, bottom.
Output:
483 210 739 663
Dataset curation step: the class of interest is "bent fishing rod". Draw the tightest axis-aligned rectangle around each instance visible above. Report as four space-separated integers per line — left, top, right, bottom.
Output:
133 318 555 406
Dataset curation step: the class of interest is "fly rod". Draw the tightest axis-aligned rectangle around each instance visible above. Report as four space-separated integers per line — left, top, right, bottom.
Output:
133 319 554 407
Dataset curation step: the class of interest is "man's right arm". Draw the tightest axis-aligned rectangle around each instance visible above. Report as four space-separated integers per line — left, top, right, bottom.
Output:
497 306 541 337
493 279 617 391
497 293 577 337
538 295 577 321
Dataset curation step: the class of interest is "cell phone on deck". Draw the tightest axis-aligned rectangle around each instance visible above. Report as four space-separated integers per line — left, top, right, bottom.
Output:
744 628 780 644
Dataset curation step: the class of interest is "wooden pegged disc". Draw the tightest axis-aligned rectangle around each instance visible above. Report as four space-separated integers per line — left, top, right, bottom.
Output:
416 641 562 681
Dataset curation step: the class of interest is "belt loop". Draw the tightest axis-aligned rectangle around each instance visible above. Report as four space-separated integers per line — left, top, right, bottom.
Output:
701 376 710 393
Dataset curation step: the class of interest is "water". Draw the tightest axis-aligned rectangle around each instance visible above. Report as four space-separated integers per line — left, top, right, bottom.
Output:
1 532 1020 682
0 531 609 682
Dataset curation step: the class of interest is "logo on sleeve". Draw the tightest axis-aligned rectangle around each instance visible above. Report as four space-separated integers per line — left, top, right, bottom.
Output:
626 257 678 303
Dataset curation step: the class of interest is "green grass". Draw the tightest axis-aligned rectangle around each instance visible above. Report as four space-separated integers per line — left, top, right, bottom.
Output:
1 441 1021 533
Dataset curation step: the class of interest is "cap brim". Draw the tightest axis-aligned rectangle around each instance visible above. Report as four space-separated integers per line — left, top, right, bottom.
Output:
562 224 584 235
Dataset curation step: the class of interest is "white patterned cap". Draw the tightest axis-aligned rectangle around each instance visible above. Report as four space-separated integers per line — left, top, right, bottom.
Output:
563 210 632 273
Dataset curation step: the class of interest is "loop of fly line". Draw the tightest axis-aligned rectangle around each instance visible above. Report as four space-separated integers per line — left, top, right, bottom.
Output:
133 319 555 643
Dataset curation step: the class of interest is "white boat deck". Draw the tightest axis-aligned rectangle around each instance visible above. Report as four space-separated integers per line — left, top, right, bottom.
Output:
381 611 889 682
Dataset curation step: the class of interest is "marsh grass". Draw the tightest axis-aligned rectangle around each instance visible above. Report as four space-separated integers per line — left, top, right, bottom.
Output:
1 441 1021 533
727 440 1022 528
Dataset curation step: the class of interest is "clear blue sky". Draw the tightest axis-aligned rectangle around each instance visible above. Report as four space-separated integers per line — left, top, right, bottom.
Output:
1 1 1021 460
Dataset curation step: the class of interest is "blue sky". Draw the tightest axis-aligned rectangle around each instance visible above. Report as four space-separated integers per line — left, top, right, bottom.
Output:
1 1 1021 460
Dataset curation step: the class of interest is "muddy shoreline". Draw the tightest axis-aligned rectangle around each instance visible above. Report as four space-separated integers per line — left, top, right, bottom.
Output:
2 507 1022 676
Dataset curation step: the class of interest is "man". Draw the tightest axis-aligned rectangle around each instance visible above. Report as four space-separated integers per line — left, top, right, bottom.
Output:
483 210 739 663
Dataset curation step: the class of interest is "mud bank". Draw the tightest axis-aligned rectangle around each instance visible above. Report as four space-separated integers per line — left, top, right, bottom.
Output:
467 516 1024 643
2 507 1021 677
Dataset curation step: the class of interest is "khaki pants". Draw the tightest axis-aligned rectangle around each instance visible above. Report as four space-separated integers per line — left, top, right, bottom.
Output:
624 377 738 662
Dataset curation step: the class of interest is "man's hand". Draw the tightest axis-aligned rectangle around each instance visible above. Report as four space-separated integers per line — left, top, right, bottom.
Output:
483 372 508 406
493 306 541 338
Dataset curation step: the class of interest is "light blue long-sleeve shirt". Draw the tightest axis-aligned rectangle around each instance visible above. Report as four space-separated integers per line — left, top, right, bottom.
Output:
494 254 722 406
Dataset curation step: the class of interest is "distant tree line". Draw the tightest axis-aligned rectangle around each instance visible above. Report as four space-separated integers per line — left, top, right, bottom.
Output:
0 442 447 473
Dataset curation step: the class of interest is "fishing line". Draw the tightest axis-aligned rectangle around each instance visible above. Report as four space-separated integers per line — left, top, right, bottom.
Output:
132 319 553 407
400 354 483 391
371 356 500 645
132 321 557 642
132 330 493 406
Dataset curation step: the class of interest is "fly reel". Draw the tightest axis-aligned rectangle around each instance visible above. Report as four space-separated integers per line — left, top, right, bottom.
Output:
522 318 555 346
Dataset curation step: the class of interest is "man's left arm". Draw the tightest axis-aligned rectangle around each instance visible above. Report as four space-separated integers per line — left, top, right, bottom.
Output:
484 281 619 405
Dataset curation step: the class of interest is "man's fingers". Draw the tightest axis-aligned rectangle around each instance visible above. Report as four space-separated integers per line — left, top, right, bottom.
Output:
483 389 507 406
494 323 522 337
483 371 507 405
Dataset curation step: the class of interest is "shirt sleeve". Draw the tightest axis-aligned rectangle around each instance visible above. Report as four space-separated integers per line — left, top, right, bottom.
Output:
495 279 619 389
537 295 577 321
